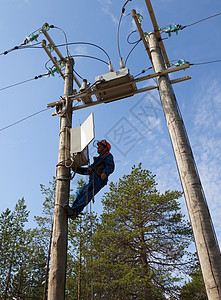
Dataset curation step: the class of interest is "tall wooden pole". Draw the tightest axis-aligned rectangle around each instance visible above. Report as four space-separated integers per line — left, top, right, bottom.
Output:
148 32 221 300
48 58 73 300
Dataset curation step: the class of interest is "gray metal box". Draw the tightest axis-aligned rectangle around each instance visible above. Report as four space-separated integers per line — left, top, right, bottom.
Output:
94 68 137 102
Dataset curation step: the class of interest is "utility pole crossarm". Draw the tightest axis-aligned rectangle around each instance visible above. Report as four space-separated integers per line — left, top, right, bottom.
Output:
41 28 81 88
42 40 65 79
47 64 190 110
131 9 152 62
145 0 170 68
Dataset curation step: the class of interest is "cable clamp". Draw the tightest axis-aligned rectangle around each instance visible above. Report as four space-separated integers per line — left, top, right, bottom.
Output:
55 96 70 117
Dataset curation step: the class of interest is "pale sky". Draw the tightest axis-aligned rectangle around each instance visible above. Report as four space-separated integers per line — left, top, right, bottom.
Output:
0 0 221 248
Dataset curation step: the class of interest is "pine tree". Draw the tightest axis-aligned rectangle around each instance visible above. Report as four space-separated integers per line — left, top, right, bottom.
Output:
92 163 194 299
0 198 46 299
179 263 208 300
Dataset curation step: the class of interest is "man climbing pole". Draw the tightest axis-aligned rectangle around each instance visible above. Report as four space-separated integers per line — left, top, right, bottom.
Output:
67 139 115 219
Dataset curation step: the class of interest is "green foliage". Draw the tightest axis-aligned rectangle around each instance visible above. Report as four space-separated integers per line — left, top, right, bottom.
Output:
92 163 194 299
0 165 198 299
179 264 208 300
0 198 46 299
34 177 56 251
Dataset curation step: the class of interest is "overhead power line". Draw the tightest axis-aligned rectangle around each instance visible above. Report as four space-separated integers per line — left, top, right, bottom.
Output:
0 73 49 92
56 42 111 61
185 12 221 28
134 58 221 77
190 59 221 66
160 12 221 36
0 41 111 61
0 108 51 132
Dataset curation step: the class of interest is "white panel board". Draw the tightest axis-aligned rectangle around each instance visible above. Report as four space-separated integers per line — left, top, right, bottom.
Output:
70 113 94 154
81 113 94 151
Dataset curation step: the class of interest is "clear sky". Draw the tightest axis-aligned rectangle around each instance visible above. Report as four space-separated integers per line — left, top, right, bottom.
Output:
0 0 221 249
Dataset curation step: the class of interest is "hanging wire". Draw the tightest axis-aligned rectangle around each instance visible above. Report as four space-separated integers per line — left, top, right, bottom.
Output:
117 13 124 59
134 66 153 78
0 107 51 132
159 12 221 35
117 0 133 59
70 54 108 65
56 42 111 61
190 59 221 66
169 58 221 67
125 39 141 66
185 12 221 28
0 72 50 92
0 41 111 61
0 43 42 56
73 68 84 80
53 26 71 57
127 30 141 44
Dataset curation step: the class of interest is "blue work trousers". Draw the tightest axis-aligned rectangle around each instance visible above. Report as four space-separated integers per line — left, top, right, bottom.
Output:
72 172 107 213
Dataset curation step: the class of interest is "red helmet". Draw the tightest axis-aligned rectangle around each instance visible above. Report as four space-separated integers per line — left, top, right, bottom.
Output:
97 139 111 151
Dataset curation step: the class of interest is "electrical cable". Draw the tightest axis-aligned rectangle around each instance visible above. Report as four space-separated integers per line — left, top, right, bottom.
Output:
1 41 111 61
70 54 108 65
117 13 124 59
0 43 42 56
117 0 133 60
134 58 221 78
73 68 84 80
190 59 221 66
169 58 221 66
0 107 51 132
69 79 104 102
0 72 50 92
125 39 141 66
127 30 140 44
56 42 111 61
134 66 153 78
184 12 221 28
53 26 71 57
160 12 221 35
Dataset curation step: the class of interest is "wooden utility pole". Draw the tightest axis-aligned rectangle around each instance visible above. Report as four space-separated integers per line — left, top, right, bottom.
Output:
47 58 73 300
148 32 221 300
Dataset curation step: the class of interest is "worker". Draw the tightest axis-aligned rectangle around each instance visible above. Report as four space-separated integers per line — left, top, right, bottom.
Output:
67 139 115 219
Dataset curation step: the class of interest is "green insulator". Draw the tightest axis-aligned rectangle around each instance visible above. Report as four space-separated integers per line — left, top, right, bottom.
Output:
165 27 170 37
31 33 38 42
42 23 50 31
137 13 143 23
176 59 186 66
168 25 172 37
49 68 55 76
47 44 54 52
52 66 59 74
174 24 178 35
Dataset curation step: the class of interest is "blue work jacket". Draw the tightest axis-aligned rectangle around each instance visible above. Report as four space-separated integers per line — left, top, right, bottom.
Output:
76 151 115 179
